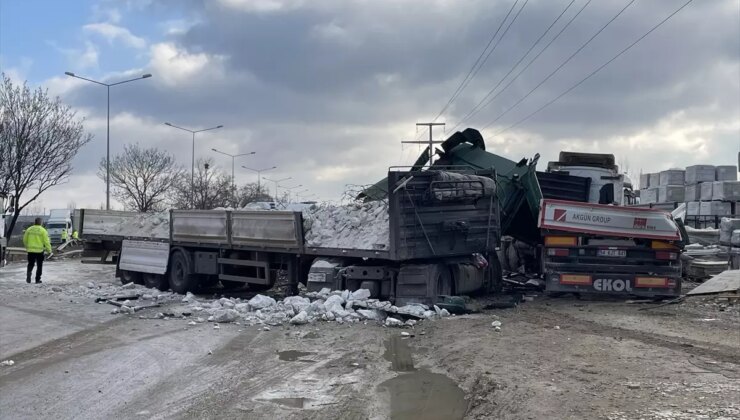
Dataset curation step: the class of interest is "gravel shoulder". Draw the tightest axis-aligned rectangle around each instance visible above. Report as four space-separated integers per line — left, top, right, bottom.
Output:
0 260 738 420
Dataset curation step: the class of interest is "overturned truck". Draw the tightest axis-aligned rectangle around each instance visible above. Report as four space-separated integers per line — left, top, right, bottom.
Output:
362 128 686 298
80 128 686 301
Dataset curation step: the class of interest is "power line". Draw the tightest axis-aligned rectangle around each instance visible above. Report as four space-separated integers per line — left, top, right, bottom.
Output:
452 0 593 132
482 0 636 130
492 0 695 136
431 0 521 122
450 0 577 132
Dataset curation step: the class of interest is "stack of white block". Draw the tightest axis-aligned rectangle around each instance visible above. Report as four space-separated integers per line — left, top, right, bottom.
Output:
684 165 739 216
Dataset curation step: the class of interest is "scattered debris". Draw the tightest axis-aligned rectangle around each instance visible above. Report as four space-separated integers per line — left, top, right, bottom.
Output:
385 317 404 327
289 311 310 325
1 360 15 367
491 320 502 328
686 270 740 296
553 325 560 330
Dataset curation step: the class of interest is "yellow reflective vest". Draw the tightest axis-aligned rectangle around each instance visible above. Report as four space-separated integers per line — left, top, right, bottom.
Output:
23 225 52 254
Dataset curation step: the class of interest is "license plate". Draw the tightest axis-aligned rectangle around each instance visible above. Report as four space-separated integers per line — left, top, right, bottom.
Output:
307 272 327 283
597 249 627 258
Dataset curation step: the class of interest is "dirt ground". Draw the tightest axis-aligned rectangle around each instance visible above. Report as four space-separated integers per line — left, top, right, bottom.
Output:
0 260 738 420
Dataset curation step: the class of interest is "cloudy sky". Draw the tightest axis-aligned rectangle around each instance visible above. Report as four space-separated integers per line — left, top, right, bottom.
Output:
1 0 738 210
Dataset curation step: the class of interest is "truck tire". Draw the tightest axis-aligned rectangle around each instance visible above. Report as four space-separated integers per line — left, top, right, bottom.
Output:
143 273 168 291
120 270 142 285
489 254 504 293
506 243 520 273
435 265 453 297
169 249 196 294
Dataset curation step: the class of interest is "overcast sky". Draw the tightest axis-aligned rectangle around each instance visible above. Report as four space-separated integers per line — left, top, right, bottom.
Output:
1 0 738 211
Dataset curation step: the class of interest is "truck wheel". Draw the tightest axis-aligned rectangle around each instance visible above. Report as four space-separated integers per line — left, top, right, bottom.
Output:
435 265 453 297
143 273 168 291
489 254 504 293
506 244 520 273
169 250 195 294
120 270 142 285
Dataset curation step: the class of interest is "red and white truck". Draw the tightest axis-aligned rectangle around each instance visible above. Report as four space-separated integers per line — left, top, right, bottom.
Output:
538 199 684 297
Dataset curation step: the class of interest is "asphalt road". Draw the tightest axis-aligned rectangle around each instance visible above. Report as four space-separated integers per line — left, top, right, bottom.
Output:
1 260 738 419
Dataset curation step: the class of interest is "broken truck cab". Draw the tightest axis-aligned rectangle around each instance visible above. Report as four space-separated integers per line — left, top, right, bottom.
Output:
539 199 684 298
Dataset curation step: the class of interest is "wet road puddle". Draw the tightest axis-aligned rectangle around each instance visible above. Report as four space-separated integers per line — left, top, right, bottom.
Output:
379 335 468 420
277 350 315 362
383 335 416 372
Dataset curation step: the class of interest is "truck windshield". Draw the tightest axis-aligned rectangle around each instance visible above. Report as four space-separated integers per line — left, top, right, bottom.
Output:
47 223 66 229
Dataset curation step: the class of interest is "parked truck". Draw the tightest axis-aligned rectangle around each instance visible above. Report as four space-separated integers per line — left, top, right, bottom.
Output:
46 209 72 245
79 167 503 305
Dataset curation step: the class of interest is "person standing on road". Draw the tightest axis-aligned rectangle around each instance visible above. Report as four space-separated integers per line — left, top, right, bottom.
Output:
23 217 51 284
61 228 68 243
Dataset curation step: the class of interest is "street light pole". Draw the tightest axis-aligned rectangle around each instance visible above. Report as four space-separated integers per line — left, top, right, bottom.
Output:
242 166 277 196
263 176 292 201
212 149 255 206
165 122 223 208
65 71 152 210
282 184 303 203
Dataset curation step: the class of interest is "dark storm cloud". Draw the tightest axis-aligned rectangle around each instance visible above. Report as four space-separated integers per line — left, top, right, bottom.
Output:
47 0 739 207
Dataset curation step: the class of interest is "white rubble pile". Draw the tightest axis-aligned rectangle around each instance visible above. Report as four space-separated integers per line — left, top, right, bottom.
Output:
302 201 389 250
101 211 170 239
172 288 452 328
70 281 179 303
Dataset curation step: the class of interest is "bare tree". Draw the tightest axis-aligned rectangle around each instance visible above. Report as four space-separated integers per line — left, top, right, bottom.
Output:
67 200 77 210
171 158 232 209
100 144 182 212
235 182 273 207
0 73 92 239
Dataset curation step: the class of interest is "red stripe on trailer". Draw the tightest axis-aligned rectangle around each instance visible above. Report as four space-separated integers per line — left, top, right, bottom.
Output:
539 199 681 241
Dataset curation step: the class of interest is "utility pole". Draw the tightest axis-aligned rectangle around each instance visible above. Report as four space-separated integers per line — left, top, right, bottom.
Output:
401 122 445 166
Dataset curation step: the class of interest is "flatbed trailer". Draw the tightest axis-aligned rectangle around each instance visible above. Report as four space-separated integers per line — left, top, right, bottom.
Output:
80 168 503 305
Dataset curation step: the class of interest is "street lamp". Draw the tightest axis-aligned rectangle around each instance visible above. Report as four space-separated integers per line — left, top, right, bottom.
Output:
212 149 255 206
65 71 152 210
242 166 276 196
282 184 303 203
165 122 223 208
263 176 291 200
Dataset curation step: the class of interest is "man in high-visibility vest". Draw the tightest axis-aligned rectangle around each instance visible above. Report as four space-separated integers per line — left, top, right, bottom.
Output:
61 228 68 243
72 230 79 240
23 218 51 284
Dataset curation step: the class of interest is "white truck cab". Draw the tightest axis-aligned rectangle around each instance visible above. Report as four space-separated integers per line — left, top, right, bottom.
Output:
547 152 634 206
47 208 72 245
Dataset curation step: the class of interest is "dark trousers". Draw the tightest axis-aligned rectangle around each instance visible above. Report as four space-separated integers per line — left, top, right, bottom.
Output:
27 252 44 282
